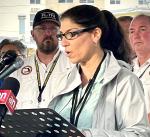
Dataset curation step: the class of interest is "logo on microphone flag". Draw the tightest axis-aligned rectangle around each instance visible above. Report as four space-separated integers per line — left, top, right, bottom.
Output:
0 90 17 113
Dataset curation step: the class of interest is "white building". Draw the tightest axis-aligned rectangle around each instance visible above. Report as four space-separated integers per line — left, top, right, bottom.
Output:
0 0 149 48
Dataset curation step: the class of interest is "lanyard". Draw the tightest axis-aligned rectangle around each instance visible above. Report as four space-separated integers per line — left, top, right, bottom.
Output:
139 65 150 79
70 52 106 127
35 52 61 103
132 64 150 79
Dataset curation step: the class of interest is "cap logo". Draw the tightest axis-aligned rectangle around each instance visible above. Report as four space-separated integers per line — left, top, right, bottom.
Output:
33 9 60 27
41 12 56 20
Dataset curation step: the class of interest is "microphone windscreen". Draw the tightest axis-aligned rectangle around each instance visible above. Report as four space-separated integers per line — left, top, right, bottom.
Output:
0 77 20 96
13 57 24 69
0 57 24 80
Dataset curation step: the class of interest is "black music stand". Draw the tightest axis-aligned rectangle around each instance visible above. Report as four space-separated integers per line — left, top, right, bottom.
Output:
0 108 85 137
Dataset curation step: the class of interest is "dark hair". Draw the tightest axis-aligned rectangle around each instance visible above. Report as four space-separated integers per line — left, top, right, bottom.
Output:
0 39 10 49
60 5 131 63
0 39 27 56
102 10 132 64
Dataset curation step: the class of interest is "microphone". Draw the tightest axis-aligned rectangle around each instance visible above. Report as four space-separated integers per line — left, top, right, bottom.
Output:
0 50 17 72
0 77 20 126
0 57 24 80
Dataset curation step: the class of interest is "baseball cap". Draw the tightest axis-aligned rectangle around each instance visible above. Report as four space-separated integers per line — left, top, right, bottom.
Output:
33 9 60 28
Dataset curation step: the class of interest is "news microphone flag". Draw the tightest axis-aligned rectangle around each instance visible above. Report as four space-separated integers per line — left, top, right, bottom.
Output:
0 90 17 113
0 77 20 126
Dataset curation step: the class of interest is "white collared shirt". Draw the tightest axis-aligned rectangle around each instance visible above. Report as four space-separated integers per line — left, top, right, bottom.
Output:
133 57 150 113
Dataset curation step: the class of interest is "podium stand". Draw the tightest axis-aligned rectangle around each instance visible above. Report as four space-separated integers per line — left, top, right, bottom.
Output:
0 108 85 137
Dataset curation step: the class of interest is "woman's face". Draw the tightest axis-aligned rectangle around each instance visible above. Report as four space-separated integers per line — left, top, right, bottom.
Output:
60 18 99 64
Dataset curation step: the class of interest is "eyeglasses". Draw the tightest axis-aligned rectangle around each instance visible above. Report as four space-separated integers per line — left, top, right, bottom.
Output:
56 25 97 40
34 27 59 34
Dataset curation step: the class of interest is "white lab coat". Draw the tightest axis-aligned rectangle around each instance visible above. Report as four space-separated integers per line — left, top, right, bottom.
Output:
11 49 75 109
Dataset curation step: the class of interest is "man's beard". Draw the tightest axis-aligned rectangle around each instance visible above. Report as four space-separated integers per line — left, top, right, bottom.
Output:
37 37 58 54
